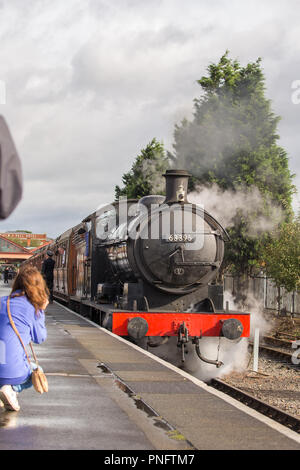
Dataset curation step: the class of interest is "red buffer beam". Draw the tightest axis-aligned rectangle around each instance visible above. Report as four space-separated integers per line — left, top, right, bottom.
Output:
112 312 250 337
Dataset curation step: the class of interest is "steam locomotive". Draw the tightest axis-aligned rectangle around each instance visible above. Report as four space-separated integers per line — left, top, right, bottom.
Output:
25 170 250 366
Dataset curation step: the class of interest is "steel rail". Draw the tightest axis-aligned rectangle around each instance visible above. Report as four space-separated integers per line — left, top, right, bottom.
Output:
249 341 299 365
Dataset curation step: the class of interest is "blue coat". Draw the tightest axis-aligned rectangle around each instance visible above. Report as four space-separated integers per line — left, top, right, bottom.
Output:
0 293 47 386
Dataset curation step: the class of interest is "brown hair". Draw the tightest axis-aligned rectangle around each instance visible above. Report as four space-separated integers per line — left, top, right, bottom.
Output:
11 265 49 313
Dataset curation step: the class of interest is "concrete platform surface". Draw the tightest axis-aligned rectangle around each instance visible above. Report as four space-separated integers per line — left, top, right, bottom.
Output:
0 286 299 450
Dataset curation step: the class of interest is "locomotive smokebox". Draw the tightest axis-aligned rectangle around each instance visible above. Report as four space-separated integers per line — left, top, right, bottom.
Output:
163 169 191 204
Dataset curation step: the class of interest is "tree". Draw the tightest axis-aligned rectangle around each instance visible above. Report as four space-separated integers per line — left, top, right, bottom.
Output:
115 138 169 200
171 51 295 274
14 230 32 233
263 218 300 293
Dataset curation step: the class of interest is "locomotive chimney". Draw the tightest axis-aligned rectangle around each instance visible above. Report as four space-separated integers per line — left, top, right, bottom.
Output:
163 169 191 204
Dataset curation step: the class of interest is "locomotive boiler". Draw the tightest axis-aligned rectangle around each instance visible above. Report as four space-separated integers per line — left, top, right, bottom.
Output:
25 169 250 366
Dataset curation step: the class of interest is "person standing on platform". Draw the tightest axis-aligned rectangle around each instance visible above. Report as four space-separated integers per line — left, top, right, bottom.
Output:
4 267 9 284
41 250 55 303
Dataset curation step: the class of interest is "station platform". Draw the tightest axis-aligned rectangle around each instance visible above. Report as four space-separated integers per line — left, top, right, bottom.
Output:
0 285 299 450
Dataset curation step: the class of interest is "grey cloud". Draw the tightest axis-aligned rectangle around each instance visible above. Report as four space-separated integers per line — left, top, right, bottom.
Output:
0 0 299 238
70 26 199 104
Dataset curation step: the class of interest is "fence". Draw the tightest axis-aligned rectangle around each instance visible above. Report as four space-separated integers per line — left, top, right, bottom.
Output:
224 274 300 315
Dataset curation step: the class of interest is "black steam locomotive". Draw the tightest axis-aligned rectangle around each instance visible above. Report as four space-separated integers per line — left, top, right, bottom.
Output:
25 170 250 366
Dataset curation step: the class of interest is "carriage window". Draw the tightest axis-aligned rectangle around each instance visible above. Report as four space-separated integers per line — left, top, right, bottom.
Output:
62 250 66 266
57 246 66 267
55 251 61 268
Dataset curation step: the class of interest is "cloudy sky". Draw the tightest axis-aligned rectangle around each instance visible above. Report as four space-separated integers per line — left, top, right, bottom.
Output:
0 0 299 239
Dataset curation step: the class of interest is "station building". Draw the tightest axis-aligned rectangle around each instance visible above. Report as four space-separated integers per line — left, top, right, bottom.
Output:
0 232 52 275
0 234 31 275
0 231 48 248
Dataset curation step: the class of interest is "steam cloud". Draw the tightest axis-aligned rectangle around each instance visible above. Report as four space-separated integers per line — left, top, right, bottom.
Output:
153 290 271 383
141 158 166 195
188 184 284 237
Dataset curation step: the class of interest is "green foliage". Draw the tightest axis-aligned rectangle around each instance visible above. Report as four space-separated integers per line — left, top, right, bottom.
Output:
224 218 264 275
30 239 43 247
5 237 43 248
14 230 32 233
7 238 27 247
171 51 295 274
115 138 169 200
263 218 300 292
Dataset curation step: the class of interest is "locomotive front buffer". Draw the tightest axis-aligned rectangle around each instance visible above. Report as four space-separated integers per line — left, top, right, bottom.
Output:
112 312 250 366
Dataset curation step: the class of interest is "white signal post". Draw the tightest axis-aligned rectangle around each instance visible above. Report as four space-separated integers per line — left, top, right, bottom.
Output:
253 328 260 372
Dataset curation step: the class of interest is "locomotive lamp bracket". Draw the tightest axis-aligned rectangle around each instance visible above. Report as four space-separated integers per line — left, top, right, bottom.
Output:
176 184 185 202
177 322 189 362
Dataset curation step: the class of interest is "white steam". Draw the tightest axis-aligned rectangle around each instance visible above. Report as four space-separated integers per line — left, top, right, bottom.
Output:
224 290 270 338
153 335 249 383
189 184 284 237
141 156 167 195
152 291 271 383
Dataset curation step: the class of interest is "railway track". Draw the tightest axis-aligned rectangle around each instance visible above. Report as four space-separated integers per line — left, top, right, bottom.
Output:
249 336 300 367
258 344 295 363
262 335 297 348
209 378 300 434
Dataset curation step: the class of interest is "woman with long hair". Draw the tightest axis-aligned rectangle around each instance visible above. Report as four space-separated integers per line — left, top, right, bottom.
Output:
0 266 48 411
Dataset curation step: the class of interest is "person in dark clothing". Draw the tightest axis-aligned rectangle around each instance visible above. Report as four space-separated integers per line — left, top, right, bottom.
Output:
3 267 9 284
41 250 55 303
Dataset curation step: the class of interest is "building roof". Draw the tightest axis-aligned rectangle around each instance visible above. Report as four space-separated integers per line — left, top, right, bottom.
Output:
0 234 30 253
0 234 32 261
30 241 51 253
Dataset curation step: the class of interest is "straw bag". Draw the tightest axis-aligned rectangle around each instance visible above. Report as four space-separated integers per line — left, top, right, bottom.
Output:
7 297 48 394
